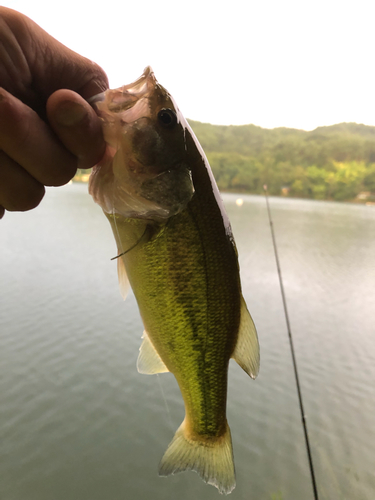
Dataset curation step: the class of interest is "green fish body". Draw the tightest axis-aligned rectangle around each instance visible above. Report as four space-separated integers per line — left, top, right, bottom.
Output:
89 68 259 495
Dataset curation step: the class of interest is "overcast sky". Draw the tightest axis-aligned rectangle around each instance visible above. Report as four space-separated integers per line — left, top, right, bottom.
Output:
3 0 375 130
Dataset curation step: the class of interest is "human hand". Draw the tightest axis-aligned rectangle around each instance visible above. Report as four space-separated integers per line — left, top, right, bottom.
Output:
0 7 109 219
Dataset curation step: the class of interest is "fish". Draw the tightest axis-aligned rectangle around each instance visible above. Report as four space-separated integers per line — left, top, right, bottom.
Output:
88 67 259 495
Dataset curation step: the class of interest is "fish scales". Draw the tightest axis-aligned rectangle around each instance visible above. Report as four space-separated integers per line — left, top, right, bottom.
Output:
118 194 241 438
89 67 259 495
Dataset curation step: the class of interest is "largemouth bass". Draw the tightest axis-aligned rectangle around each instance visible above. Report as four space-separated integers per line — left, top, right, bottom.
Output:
89 67 259 495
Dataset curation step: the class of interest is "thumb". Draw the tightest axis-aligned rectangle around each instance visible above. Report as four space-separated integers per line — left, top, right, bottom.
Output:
47 89 106 169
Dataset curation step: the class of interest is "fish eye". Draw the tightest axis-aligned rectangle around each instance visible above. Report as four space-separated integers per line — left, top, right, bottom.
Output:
157 108 177 128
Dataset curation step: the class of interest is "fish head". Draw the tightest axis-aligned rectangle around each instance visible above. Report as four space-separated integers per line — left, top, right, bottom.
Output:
88 67 194 221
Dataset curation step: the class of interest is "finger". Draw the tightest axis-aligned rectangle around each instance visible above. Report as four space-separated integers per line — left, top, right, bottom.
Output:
0 150 45 212
0 8 109 105
46 90 106 169
0 89 77 186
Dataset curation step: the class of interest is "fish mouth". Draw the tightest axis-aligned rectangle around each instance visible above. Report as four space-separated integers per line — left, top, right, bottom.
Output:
88 67 194 221
88 66 157 117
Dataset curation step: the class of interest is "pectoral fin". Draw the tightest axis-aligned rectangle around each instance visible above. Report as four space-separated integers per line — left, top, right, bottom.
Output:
117 255 130 300
232 296 260 379
137 331 169 374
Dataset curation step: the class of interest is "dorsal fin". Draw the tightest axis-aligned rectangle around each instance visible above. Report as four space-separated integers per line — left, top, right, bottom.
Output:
232 296 260 379
137 331 169 374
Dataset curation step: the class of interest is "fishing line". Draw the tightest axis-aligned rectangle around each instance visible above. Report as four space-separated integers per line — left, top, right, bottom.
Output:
111 226 148 260
263 185 319 500
112 203 125 255
156 374 174 432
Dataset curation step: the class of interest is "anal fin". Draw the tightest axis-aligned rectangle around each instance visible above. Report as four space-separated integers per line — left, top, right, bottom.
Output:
232 296 260 379
137 331 169 374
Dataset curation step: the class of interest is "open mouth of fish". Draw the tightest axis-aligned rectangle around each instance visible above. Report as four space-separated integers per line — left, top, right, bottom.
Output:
88 67 194 221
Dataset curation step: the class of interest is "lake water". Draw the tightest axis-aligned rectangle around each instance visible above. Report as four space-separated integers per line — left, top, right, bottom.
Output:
1 184 374 500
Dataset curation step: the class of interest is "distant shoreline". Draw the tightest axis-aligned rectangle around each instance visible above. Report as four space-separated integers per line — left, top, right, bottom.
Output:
71 175 374 205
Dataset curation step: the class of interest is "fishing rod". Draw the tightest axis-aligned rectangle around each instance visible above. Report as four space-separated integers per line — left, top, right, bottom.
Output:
263 185 320 500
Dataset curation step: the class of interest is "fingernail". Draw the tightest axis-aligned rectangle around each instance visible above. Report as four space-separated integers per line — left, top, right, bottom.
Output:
55 101 87 126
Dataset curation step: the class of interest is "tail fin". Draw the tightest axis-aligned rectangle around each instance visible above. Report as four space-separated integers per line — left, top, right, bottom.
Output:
159 419 236 495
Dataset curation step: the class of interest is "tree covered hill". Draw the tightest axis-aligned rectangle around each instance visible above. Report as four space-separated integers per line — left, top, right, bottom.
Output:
74 121 375 202
188 120 375 201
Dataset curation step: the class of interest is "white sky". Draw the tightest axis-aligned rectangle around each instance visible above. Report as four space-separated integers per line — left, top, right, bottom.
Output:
3 0 375 130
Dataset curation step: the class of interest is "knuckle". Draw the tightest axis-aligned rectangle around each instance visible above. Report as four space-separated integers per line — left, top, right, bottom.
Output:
0 92 25 136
